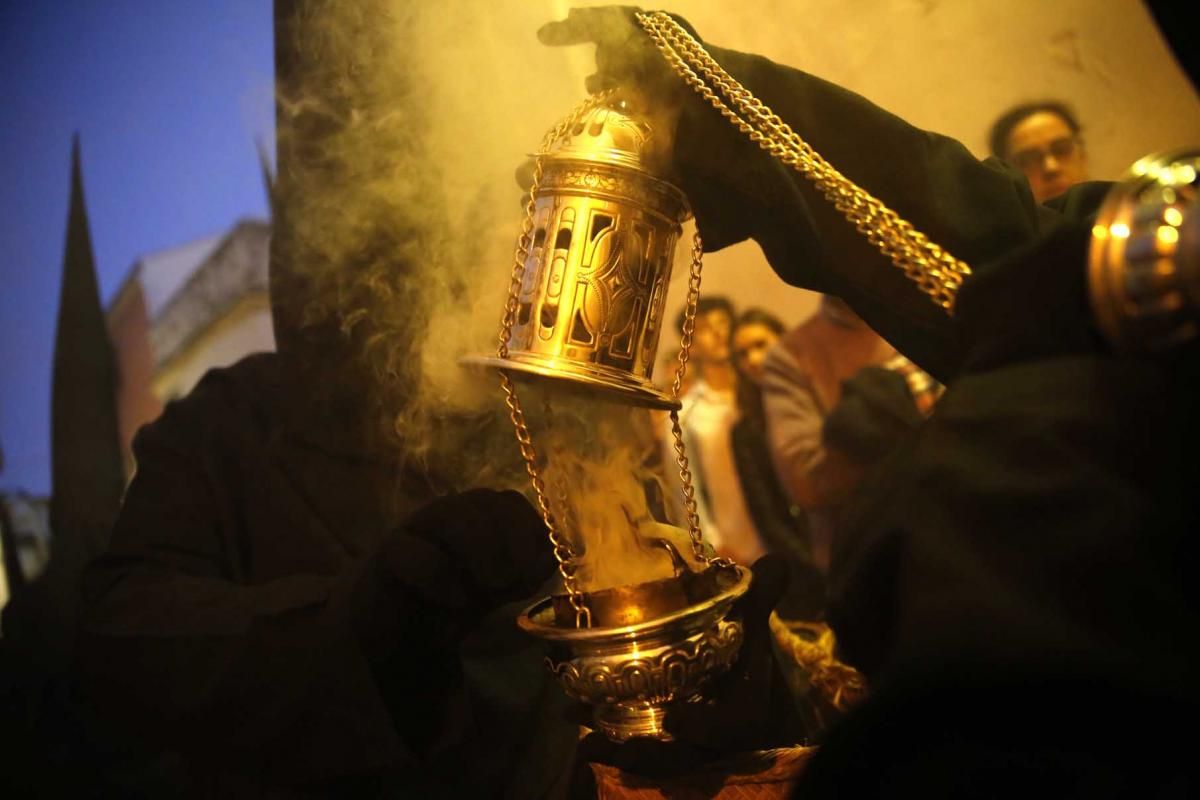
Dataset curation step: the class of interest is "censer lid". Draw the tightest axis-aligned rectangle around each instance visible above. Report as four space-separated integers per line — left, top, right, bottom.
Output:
543 93 677 181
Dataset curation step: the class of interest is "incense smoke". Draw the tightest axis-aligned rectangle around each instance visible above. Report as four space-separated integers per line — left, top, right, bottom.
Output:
276 0 699 594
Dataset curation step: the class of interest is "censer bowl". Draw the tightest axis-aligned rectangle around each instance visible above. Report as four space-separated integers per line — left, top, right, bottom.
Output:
518 564 751 742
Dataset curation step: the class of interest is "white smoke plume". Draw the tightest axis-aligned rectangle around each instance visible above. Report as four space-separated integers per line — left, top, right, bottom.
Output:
277 0 701 594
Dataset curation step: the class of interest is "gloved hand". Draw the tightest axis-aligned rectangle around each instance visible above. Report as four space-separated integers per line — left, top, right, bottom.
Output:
823 366 926 466
576 555 808 777
537 6 687 102
350 488 555 662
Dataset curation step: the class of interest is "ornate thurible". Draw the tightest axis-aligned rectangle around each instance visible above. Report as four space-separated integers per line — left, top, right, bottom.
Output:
464 88 748 741
466 12 975 743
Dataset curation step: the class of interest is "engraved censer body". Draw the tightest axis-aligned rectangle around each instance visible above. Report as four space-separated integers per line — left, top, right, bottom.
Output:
464 91 749 742
465 93 689 408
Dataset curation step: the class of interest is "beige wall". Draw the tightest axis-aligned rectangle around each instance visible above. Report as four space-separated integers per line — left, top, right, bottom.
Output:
152 293 275 403
107 279 164 478
413 0 1198 376
660 0 1199 175
650 0 1200 352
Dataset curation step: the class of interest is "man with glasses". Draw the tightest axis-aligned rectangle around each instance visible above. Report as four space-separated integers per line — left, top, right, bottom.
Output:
988 100 1089 203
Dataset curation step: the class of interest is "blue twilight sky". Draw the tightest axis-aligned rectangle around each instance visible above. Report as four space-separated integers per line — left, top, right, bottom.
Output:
0 2 274 495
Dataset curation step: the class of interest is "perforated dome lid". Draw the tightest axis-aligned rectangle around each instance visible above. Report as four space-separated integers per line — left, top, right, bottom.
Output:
545 94 674 177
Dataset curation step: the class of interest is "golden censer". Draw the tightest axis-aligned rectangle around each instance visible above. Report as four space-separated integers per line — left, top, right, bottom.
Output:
465 12 980 743
465 84 750 742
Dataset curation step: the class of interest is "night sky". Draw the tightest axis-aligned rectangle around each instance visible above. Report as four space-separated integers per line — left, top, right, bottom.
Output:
0 2 274 495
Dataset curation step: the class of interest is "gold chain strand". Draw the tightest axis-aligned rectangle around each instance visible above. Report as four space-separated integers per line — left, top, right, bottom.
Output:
642 12 971 309
499 372 590 627
494 92 615 628
636 12 971 312
668 231 733 568
541 393 582 575
639 12 967 307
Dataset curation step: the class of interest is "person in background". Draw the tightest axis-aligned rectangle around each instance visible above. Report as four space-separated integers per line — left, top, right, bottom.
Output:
728 309 825 620
988 100 1089 203
760 295 896 572
663 296 765 565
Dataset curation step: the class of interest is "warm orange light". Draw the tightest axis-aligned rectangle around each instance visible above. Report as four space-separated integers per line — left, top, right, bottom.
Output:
1110 222 1131 239
1164 207 1184 227
1157 225 1179 245
1092 224 1108 240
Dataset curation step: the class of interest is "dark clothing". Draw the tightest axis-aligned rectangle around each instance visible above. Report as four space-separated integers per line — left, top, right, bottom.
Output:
670 41 1080 383
809 352 1200 796
665 36 1198 795
78 354 576 797
729 416 825 620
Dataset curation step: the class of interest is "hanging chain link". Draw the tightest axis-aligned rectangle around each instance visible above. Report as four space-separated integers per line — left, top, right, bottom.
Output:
635 11 971 313
668 231 733 568
495 91 615 629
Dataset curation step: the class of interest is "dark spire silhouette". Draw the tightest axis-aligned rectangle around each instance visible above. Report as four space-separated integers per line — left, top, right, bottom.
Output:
22 135 126 666
51 135 124 554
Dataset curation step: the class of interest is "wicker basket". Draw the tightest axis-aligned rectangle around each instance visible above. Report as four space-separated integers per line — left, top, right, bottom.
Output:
590 747 816 799
769 615 867 712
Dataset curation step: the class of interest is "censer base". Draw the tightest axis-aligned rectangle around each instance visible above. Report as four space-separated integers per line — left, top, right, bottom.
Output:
519 565 751 743
461 352 681 410
594 700 673 742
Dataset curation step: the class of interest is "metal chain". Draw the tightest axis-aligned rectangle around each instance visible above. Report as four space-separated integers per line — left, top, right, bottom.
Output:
494 92 615 628
635 11 971 313
668 231 732 568
498 373 589 627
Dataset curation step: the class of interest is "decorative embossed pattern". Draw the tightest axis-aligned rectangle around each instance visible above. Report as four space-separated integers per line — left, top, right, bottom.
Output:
548 619 743 704
541 164 688 222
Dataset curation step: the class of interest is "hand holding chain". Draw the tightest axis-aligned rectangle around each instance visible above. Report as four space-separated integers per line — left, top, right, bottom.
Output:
635 11 972 313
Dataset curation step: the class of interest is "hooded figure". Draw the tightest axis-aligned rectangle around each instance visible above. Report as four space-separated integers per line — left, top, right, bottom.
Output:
77 2 578 795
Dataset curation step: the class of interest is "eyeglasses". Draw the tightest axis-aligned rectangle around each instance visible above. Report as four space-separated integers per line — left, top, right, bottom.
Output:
1010 136 1082 172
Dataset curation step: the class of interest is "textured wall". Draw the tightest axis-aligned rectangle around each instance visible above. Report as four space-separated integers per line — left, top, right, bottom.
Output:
106 281 162 478
654 0 1200 345
413 1 1200 364
152 294 275 403
671 0 1198 176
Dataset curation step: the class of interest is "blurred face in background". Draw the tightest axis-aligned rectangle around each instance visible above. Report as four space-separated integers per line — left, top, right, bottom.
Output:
731 321 780 386
691 308 733 365
1005 110 1088 203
